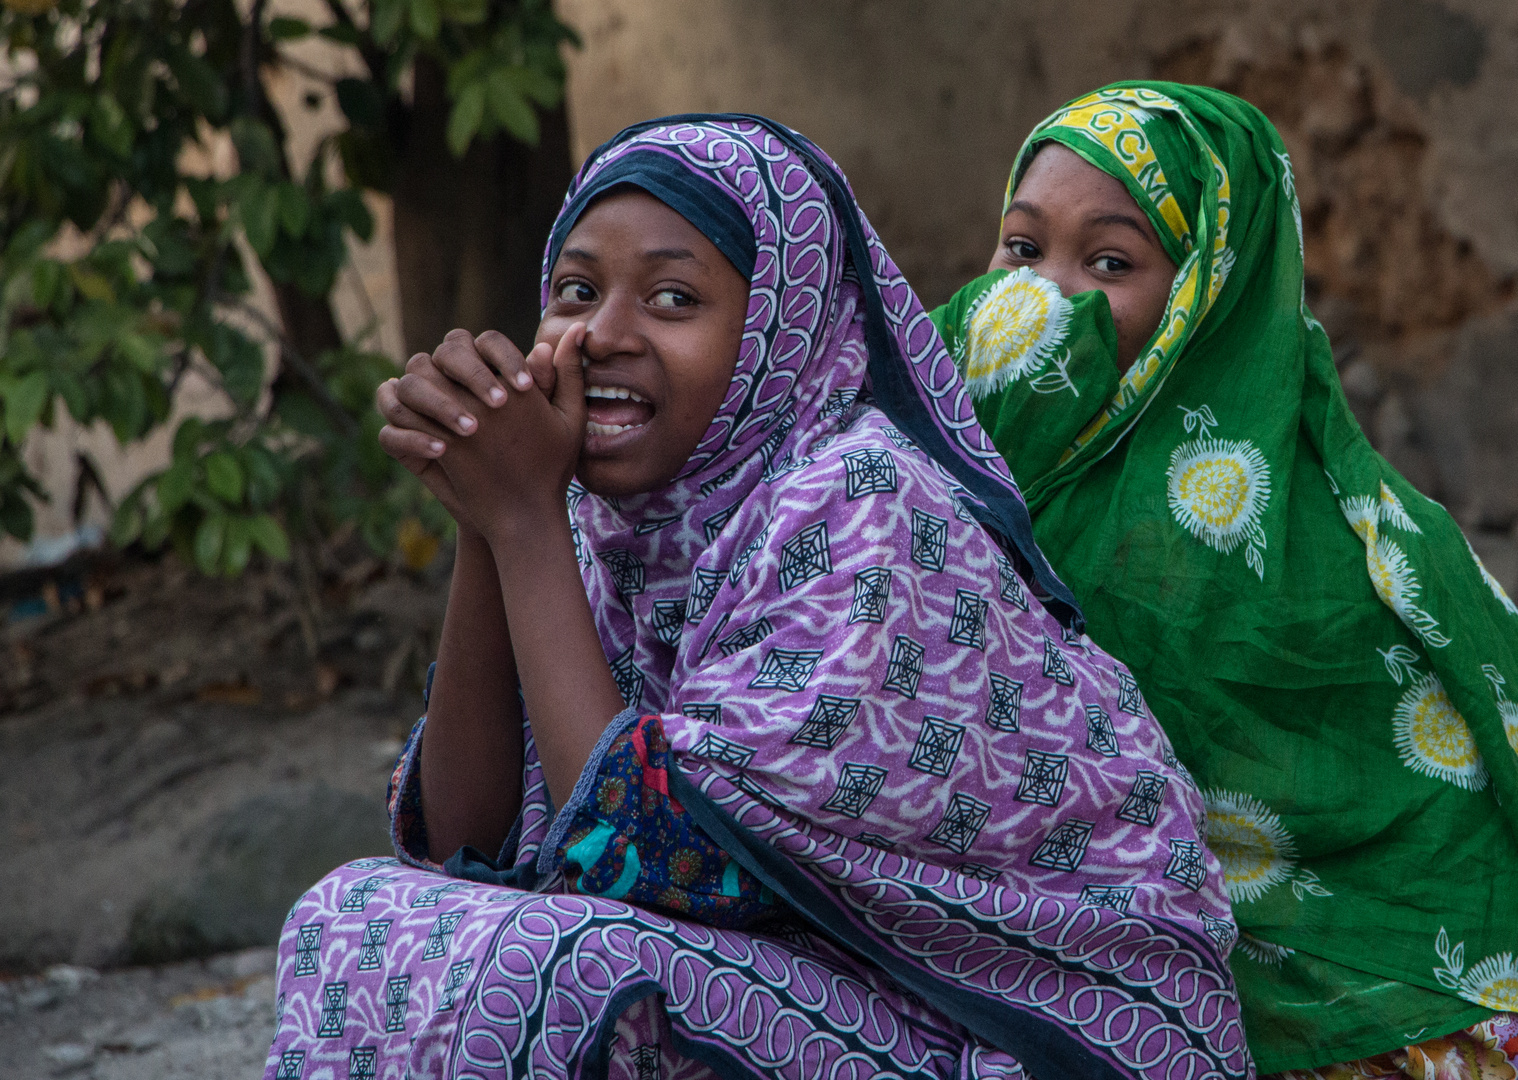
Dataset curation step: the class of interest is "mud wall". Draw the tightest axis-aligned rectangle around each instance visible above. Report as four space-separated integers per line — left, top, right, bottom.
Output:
560 0 1518 580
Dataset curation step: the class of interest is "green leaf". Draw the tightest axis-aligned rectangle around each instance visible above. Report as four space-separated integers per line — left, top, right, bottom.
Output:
447 82 486 157
166 47 226 120
247 513 291 561
54 373 88 422
327 188 373 242
0 491 34 543
3 372 49 446
68 264 116 302
239 181 280 256
172 418 206 462
229 117 282 178
30 260 62 308
222 515 252 574
110 496 143 547
335 78 384 131
438 0 487 24
116 332 161 374
370 0 405 46
318 23 363 46
409 0 441 40
446 49 489 96
336 129 396 193
89 94 134 159
242 446 283 507
510 64 562 109
204 450 244 504
156 459 195 513
210 325 266 407
277 182 309 237
486 69 538 144
194 513 225 575
268 16 311 39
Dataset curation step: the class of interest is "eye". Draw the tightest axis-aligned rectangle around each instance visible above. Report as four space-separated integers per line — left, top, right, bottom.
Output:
650 287 696 309
1004 238 1039 260
555 280 596 303
1092 255 1131 274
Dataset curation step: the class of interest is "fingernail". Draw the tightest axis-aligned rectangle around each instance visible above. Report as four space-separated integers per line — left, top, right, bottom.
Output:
514 372 532 389
429 440 444 454
489 387 505 405
458 416 476 432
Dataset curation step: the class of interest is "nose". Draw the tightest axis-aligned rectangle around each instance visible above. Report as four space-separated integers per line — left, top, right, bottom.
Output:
1035 257 1084 300
581 287 641 363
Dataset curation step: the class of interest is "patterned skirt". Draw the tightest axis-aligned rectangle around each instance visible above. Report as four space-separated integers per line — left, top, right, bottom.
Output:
264 860 1029 1079
1266 1015 1518 1080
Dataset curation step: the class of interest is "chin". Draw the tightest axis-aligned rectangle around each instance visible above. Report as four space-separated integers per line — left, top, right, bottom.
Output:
574 462 663 500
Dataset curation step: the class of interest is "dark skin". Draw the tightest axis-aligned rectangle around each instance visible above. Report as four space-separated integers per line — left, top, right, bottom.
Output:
376 191 750 861
989 142 1178 370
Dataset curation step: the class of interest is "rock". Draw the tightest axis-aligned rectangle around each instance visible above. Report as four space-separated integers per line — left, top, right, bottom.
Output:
126 783 391 965
41 1042 95 1072
46 964 100 997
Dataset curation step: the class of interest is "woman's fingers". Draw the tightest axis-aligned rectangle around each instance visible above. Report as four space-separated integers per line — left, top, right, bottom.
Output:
434 329 509 408
473 330 538 395
378 423 446 461
522 341 557 397
376 378 452 450
378 424 444 471
397 363 480 436
548 323 588 420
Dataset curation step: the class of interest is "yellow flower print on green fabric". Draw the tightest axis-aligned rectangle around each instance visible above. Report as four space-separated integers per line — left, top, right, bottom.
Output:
1166 405 1271 579
1482 665 1518 757
1382 646 1489 791
1467 537 1518 618
1202 788 1296 903
1341 487 1451 649
959 268 1077 397
1434 927 1518 1012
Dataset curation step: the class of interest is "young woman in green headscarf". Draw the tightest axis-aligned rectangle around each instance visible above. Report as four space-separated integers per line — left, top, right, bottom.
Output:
929 82 1518 1077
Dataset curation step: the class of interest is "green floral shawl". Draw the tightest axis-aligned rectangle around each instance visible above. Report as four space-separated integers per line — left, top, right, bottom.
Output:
930 82 1518 1073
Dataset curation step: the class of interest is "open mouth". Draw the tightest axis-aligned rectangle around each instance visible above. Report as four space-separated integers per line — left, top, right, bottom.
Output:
585 385 654 437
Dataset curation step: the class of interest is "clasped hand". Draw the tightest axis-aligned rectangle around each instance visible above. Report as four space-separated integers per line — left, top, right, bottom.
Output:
376 325 585 541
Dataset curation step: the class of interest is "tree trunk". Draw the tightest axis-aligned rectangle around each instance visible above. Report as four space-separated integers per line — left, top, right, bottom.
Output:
391 55 574 358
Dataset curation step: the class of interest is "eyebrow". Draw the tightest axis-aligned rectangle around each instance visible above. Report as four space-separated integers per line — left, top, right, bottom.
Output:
557 246 700 263
1087 212 1155 243
1005 202 1156 246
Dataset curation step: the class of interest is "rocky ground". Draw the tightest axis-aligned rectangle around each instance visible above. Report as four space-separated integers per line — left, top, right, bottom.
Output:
0 544 451 1079
0 950 275 1079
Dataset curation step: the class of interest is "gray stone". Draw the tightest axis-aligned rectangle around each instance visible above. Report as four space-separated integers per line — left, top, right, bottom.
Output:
41 1042 95 1072
126 783 391 964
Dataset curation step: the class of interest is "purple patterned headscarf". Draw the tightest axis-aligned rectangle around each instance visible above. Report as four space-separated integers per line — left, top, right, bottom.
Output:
541 117 1251 1078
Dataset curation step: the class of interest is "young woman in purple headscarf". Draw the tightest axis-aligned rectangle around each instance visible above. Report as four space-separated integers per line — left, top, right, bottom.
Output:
265 115 1252 1080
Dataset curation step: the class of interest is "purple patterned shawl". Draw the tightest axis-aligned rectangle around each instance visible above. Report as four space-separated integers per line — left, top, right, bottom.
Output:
544 118 1249 1077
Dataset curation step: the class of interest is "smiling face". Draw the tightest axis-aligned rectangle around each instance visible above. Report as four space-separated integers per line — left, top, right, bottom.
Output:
539 189 750 497
989 142 1178 371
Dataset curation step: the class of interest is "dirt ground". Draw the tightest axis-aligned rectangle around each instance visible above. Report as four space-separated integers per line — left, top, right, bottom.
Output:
0 545 451 1079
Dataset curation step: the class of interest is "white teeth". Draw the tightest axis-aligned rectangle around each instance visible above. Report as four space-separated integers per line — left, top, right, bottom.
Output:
585 385 647 403
586 420 643 436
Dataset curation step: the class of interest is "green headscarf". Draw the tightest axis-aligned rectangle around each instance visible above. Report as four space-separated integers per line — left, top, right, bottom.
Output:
930 82 1518 1073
